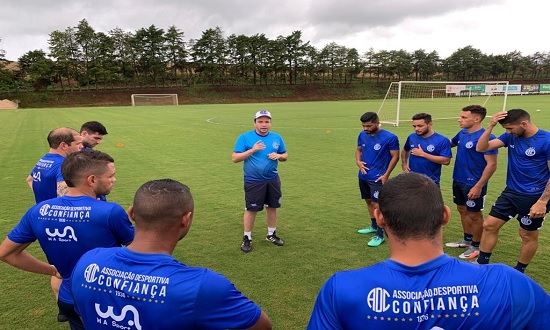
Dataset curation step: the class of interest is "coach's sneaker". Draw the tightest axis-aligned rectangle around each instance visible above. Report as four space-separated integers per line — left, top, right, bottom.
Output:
367 235 384 247
459 246 480 259
357 226 377 234
241 235 252 253
445 239 471 248
266 231 284 246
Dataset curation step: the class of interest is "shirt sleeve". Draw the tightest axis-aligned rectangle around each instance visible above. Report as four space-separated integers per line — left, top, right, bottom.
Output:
307 275 343 330
108 204 135 245
7 208 37 244
507 268 550 329
193 270 262 329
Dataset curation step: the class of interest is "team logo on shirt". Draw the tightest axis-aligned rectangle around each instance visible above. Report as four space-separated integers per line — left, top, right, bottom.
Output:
465 141 474 149
84 263 100 282
374 143 381 151
272 142 279 149
426 144 435 152
45 226 78 242
525 147 536 157
95 304 142 330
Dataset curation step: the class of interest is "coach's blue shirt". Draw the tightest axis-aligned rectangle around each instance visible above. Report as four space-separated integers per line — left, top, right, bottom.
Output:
498 129 550 195
234 130 287 182
308 255 550 329
29 153 65 203
71 247 263 329
8 196 135 305
452 128 498 185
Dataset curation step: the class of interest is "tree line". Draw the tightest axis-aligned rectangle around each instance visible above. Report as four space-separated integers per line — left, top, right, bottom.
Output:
1 19 550 92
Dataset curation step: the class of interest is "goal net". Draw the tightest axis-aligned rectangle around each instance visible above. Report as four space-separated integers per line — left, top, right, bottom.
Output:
377 81 509 126
131 94 179 106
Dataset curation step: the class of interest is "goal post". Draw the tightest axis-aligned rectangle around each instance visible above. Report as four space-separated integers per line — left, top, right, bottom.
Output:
131 94 179 106
377 81 509 126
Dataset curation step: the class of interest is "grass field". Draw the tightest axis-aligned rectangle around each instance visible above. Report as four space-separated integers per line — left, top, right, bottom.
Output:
0 95 549 329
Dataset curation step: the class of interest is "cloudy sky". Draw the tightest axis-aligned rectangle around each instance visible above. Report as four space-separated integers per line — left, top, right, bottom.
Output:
1 0 548 61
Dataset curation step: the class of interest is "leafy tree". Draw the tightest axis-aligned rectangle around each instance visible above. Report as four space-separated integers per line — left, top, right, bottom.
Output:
164 25 187 84
48 27 80 90
191 27 228 84
18 50 55 91
109 28 135 86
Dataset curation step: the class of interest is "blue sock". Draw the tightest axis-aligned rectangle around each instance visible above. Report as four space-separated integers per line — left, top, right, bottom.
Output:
370 218 378 229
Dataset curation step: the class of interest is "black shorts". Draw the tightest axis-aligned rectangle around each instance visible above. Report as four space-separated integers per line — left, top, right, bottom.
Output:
58 299 85 330
244 178 282 211
359 179 382 202
489 187 548 231
452 180 487 212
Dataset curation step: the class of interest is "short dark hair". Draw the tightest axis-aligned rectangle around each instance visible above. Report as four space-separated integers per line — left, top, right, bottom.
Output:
62 149 115 187
47 128 79 148
499 109 530 125
412 113 432 123
360 112 379 123
80 121 108 135
133 179 194 229
462 105 487 120
378 172 444 240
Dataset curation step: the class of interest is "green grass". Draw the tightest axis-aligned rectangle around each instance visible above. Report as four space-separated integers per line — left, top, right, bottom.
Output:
0 96 549 329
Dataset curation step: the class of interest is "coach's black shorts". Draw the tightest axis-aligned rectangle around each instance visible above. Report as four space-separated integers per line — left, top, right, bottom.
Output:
58 299 85 330
244 178 282 211
452 180 487 212
489 187 548 231
359 179 382 202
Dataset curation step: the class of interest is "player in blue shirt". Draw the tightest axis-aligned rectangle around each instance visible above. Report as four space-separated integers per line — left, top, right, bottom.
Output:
71 179 272 330
233 110 288 253
26 127 83 203
308 172 550 330
401 113 452 186
80 121 108 150
355 112 399 247
445 105 498 260
475 109 550 273
80 121 109 202
0 149 135 330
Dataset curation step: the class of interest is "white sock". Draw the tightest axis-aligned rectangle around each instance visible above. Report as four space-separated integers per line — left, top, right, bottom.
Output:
244 231 252 240
268 227 276 236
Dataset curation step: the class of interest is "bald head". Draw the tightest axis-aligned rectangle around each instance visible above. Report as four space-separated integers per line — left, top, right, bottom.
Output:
47 127 80 149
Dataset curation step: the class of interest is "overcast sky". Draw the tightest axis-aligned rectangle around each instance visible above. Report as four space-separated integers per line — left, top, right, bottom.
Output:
1 0 548 61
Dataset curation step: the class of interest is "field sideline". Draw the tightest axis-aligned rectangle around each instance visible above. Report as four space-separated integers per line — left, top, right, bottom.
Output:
0 96 549 329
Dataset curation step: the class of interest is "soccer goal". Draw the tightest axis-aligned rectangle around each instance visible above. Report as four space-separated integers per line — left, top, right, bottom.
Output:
377 81 509 126
131 94 179 106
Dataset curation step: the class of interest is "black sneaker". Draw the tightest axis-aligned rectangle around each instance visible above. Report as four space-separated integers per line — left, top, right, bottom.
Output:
241 235 252 253
266 231 284 246
57 310 68 322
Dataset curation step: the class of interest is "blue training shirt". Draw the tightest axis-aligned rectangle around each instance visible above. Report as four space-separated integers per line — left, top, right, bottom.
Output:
71 247 263 329
404 132 452 185
307 254 550 329
29 153 65 203
8 195 135 305
357 129 400 182
452 128 498 185
497 129 550 195
234 130 287 182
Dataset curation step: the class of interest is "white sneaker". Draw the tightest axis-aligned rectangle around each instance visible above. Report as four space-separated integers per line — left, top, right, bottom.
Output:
445 239 471 248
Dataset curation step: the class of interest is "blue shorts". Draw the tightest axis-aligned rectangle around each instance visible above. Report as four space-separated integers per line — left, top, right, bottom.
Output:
452 180 487 212
359 179 382 202
244 178 282 211
489 187 548 231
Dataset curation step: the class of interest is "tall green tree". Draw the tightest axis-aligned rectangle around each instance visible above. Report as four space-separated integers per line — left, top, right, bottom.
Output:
164 25 187 84
48 27 80 90
134 25 166 86
18 50 55 91
191 27 228 84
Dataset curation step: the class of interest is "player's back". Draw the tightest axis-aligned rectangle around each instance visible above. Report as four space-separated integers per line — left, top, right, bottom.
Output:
308 254 550 329
30 153 65 203
71 247 263 329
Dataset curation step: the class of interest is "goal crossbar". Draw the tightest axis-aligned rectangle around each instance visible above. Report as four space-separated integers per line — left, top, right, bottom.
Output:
377 81 509 126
